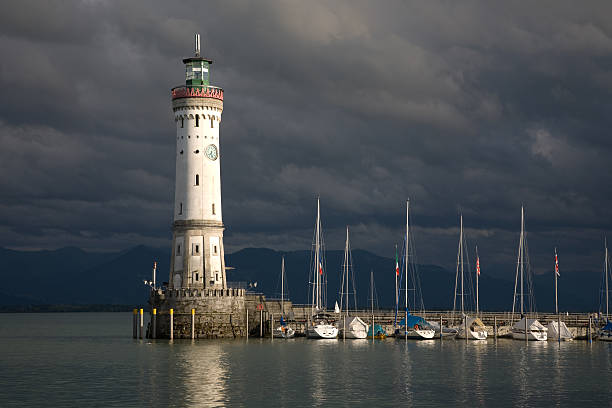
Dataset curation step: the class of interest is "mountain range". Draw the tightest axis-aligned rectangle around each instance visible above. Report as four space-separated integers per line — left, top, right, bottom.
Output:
0 246 604 312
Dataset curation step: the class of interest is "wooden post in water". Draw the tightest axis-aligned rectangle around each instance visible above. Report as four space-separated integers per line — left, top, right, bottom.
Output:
440 315 443 340
191 309 195 339
132 309 137 339
260 309 263 337
525 315 528 344
152 308 157 339
588 316 592 344
494 316 497 340
271 314 274 341
170 308 174 340
246 309 249 339
139 308 144 339
343 316 346 341
464 316 468 343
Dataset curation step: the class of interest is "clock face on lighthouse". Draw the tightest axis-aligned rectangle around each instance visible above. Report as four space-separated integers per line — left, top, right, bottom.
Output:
205 144 218 161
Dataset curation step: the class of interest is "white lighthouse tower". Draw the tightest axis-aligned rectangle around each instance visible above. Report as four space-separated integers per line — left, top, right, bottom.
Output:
169 34 226 291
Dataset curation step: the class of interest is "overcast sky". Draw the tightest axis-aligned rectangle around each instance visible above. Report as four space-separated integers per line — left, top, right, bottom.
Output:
1 0 611 278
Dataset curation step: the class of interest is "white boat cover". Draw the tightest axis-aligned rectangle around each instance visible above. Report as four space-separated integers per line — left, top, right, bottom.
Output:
512 317 546 332
547 321 573 340
345 316 368 332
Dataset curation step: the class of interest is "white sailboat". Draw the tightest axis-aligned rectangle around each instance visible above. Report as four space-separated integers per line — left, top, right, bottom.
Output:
273 256 295 339
453 215 487 340
511 206 547 341
394 200 436 340
338 226 368 339
306 198 338 339
599 239 612 341
547 248 573 341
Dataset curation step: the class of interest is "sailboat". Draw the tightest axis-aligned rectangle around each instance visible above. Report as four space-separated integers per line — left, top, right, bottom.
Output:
306 198 338 339
547 249 573 341
599 239 612 341
367 270 386 339
338 227 368 339
453 214 487 340
273 256 295 339
394 200 436 340
511 206 547 341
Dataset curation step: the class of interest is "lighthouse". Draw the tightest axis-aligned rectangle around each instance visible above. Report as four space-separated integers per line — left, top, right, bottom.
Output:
169 34 226 291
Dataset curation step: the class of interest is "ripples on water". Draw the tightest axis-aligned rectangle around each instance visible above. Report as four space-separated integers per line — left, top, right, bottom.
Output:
0 313 610 407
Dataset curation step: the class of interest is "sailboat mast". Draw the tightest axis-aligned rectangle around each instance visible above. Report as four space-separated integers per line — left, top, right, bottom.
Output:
315 198 321 311
345 226 349 318
395 244 398 325
460 214 464 316
520 206 524 316
281 256 285 316
370 270 374 316
476 246 479 315
405 200 409 322
606 239 609 320
554 248 558 315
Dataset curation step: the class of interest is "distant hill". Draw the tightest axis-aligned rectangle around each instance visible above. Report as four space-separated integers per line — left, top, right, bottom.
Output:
0 246 603 312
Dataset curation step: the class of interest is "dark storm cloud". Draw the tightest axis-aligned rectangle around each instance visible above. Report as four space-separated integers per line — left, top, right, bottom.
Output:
1 0 611 279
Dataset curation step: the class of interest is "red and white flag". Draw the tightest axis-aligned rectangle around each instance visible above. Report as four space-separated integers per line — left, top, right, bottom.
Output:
476 257 480 276
319 262 323 276
555 253 560 276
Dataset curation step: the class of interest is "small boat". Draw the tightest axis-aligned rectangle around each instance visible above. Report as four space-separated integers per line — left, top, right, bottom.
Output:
337 227 368 339
599 239 612 341
456 316 488 340
547 320 573 341
547 248 573 341
273 256 295 339
511 206 547 341
451 214 487 340
307 313 338 339
368 324 387 339
393 200 435 340
395 313 436 339
512 317 548 341
306 198 338 339
427 320 458 338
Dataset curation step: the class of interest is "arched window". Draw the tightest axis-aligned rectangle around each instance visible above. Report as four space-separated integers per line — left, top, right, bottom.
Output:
195 114 199 127
181 117 184 128
195 174 199 186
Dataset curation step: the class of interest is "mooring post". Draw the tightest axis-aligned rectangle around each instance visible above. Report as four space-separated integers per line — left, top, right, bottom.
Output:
465 316 468 343
260 309 263 337
170 308 174 340
246 309 249 339
525 316 528 344
271 313 274 341
440 315 443 340
139 308 144 339
132 309 137 339
494 316 497 340
588 316 592 344
152 308 157 339
343 316 346 341
191 308 195 339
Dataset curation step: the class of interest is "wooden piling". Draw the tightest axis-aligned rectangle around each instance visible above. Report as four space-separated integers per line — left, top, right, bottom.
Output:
271 314 274 341
246 309 249 339
152 308 157 339
191 309 195 339
170 308 174 340
139 308 144 339
525 315 528 344
494 316 497 340
132 309 137 339
260 309 263 337
588 316 592 343
440 315 443 340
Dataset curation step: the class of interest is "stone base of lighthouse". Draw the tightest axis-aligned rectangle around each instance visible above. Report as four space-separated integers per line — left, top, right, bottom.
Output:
147 288 247 339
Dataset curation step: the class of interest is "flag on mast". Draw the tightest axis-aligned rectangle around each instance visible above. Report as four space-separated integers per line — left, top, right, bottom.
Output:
319 261 323 275
395 250 400 276
476 257 480 276
555 252 560 276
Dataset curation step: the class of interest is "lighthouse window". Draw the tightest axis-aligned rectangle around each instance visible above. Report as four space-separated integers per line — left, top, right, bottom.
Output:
181 117 184 128
214 245 218 255
215 273 219 282
179 203 183 215
195 115 200 127
195 149 200 154
212 203 216 215
210 117 214 128
195 174 199 186
180 150 183 155
195 273 199 282
195 244 200 254
177 244 181 255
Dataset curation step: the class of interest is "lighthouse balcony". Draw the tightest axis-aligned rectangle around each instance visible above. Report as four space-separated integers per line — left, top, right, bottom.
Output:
171 85 224 101
157 287 245 299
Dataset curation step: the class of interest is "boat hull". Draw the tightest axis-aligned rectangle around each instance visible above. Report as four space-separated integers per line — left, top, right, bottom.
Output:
307 324 338 339
456 329 488 340
599 329 612 341
395 328 436 340
511 329 547 341
342 329 367 339
273 326 295 339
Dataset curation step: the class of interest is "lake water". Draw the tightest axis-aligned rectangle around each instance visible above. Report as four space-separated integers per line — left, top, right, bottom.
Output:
0 313 610 407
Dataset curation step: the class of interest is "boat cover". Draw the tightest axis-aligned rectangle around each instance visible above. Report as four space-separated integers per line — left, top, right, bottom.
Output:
397 314 433 329
547 321 573 339
512 317 546 331
345 316 368 330
602 321 612 332
367 324 386 337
